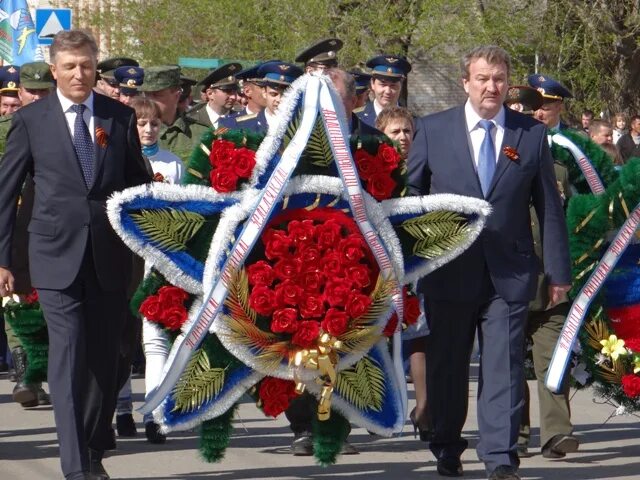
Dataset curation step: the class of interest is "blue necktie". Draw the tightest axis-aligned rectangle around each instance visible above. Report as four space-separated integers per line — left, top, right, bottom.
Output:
477 119 496 196
71 104 94 187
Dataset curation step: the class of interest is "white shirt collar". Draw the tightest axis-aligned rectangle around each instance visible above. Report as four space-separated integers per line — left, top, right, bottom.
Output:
265 109 277 128
206 104 221 126
464 99 505 132
57 89 93 113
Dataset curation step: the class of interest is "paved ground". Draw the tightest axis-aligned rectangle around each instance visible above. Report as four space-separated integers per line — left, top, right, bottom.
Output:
1 367 639 480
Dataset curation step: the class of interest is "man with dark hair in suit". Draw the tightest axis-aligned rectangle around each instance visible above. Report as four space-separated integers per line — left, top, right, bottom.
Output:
0 30 150 480
408 46 571 480
617 115 640 162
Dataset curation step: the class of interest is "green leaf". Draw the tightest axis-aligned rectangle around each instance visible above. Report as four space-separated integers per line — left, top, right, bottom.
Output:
401 211 471 259
131 208 206 252
305 117 334 168
335 356 385 412
172 348 226 413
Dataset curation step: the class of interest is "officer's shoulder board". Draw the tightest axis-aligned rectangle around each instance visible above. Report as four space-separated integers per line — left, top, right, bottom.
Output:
352 106 365 114
235 113 258 123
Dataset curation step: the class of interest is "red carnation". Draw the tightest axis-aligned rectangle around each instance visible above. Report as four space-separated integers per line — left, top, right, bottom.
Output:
383 313 399 337
247 260 275 287
263 229 292 260
258 377 298 417
624 337 640 353
161 305 188 330
210 139 236 167
157 286 188 306
404 294 421 326
299 294 325 319
346 293 372 319
621 374 640 398
271 308 299 334
292 320 321 348
367 172 397 201
377 142 401 172
139 296 162 320
354 149 377 180
210 168 239 193
232 147 256 179
249 285 277 316
25 289 39 304
321 308 349 336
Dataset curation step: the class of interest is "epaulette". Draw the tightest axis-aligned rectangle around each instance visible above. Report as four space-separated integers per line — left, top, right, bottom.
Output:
353 106 365 113
236 113 258 123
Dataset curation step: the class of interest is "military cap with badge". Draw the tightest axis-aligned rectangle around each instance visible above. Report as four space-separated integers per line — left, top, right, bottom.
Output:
527 74 573 102
139 65 181 92
349 68 372 94
114 66 144 96
0 65 20 95
366 54 412 81
97 57 139 84
20 62 54 90
505 85 543 115
257 61 304 88
295 38 343 71
199 63 242 91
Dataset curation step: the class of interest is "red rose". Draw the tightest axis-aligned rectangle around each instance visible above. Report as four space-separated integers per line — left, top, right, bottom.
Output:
287 219 315 246
258 377 297 417
346 293 372 319
271 307 299 333
346 264 372 289
139 296 162 320
247 260 275 287
232 147 256 179
404 294 421 326
324 279 353 307
249 285 277 316
161 305 188 330
274 280 303 307
339 234 367 264
157 286 189 306
25 289 39 304
354 149 377 180
377 142 401 172
273 257 302 281
263 229 292 260
210 167 239 193
315 219 342 250
298 270 325 293
621 374 640 398
366 172 396 201
321 251 344 276
296 244 321 264
299 294 325 319
210 139 235 168
321 308 349 336
625 338 640 352
292 320 321 348
383 313 398 337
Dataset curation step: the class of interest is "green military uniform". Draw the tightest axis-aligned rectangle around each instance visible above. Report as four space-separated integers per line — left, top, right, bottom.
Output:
185 104 210 130
159 113 209 163
519 161 573 453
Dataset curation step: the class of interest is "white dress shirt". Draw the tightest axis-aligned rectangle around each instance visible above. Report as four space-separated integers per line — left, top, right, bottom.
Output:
464 100 505 169
206 104 222 129
265 109 277 130
58 89 95 142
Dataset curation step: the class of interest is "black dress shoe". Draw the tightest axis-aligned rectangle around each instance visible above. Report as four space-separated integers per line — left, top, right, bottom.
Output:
12 382 39 407
291 432 313 456
89 449 109 479
145 421 166 444
437 457 463 477
116 413 137 437
488 465 520 480
542 433 579 458
37 387 51 405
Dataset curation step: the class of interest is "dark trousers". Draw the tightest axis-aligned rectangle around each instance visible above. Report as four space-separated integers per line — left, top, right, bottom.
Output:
38 246 127 478
423 275 528 474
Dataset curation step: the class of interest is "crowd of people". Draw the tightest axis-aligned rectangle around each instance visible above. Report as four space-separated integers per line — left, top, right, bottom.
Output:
0 29 621 480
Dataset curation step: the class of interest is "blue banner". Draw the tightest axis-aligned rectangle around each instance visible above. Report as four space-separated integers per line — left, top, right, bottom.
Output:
0 0 42 65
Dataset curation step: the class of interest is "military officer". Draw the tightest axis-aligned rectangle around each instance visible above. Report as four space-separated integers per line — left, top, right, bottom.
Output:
114 65 144 106
507 84 579 460
349 68 372 109
187 63 242 130
227 61 303 134
140 65 209 162
95 56 139 100
295 37 343 73
527 74 573 131
355 54 411 127
0 66 22 116
218 64 268 129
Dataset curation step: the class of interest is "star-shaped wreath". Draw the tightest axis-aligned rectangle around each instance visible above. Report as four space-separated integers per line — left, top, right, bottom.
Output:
107 75 491 464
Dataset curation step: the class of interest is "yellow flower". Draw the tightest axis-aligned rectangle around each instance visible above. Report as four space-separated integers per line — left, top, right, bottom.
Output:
634 355 640 374
600 335 626 361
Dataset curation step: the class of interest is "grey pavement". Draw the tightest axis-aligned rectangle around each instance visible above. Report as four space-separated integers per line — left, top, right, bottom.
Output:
1 367 639 480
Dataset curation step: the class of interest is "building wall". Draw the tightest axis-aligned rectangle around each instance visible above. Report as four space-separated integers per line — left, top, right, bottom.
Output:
408 58 467 117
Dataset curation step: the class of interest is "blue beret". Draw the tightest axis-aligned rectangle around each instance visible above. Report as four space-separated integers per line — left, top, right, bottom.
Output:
257 61 303 87
114 66 144 94
527 74 573 101
366 55 411 80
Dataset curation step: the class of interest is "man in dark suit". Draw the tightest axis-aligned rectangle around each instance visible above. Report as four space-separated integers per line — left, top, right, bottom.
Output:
407 46 571 480
0 30 150 480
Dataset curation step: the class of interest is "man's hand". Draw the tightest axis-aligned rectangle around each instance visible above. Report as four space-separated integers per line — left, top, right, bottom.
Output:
548 284 571 309
0 267 15 297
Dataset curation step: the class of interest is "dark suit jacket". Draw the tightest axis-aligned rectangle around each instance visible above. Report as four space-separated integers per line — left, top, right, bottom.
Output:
355 101 377 127
0 92 150 291
407 105 571 303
